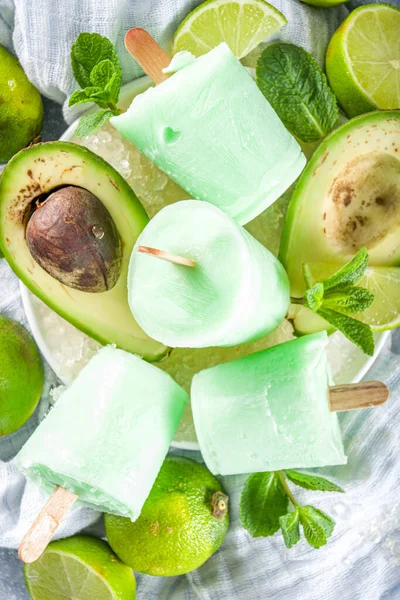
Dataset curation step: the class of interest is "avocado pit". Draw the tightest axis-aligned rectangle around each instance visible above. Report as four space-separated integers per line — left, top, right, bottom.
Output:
26 186 122 292
324 152 400 254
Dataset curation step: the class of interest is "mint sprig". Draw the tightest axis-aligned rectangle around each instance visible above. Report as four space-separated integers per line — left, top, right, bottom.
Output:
279 510 300 548
322 287 374 314
256 43 339 143
75 110 115 138
240 472 289 537
285 470 344 493
299 506 335 549
322 247 369 291
240 470 342 550
317 307 375 357
294 247 375 356
69 33 123 137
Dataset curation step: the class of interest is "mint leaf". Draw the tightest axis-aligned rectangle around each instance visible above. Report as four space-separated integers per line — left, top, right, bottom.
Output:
304 282 324 312
68 87 109 109
280 509 301 548
89 59 122 105
75 110 114 138
69 89 91 106
299 506 335 549
240 472 289 537
256 43 338 143
323 287 374 314
323 247 369 291
105 70 123 104
285 470 344 493
71 32 120 88
90 59 116 87
317 306 374 356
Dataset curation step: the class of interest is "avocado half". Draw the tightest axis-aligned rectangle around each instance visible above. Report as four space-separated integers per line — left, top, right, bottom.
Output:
0 141 167 361
280 111 400 297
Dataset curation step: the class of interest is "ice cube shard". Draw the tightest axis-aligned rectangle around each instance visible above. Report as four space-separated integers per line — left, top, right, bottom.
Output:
191 332 347 476
128 200 290 348
111 43 306 225
15 346 188 521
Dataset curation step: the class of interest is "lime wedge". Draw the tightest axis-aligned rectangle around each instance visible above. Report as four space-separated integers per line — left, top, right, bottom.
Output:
301 0 347 6
305 263 400 333
24 536 136 600
326 3 400 117
356 267 400 332
172 0 287 59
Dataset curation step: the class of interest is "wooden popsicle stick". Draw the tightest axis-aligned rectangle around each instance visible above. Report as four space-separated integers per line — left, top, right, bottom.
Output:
125 32 194 270
329 381 389 412
18 486 78 563
125 28 171 84
17 381 388 563
138 246 196 268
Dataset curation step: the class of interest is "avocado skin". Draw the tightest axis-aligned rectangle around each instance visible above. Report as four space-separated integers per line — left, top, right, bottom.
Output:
280 111 400 298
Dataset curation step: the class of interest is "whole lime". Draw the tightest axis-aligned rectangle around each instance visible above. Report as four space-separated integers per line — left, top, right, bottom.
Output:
105 456 229 576
24 536 136 600
0 46 43 162
0 315 44 436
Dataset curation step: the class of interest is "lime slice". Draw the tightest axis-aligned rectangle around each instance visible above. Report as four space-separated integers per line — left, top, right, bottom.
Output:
326 3 400 117
356 267 400 332
172 0 287 59
24 536 136 600
301 0 347 6
306 263 400 332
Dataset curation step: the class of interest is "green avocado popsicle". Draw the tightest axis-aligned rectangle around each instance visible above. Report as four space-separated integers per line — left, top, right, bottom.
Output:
15 346 188 521
128 200 290 348
191 332 347 476
111 43 306 225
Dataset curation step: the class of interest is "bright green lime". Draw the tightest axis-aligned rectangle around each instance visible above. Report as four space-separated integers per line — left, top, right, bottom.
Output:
105 456 229 576
24 536 136 600
326 4 400 117
0 315 44 436
172 0 287 59
305 263 400 333
0 46 43 162
301 0 348 6
356 267 400 331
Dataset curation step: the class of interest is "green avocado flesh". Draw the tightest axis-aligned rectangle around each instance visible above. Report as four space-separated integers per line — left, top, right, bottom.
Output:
288 305 335 337
280 111 400 297
0 141 166 361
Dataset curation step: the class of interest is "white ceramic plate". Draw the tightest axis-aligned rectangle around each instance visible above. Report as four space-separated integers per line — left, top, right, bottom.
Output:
19 77 390 451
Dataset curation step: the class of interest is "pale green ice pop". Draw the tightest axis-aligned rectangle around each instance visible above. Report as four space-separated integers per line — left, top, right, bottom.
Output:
15 346 188 521
128 200 290 348
191 332 347 476
111 43 306 225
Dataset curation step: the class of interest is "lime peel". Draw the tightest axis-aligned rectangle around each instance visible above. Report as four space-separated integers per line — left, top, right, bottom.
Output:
172 0 287 59
306 263 400 333
326 3 400 117
24 536 136 600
